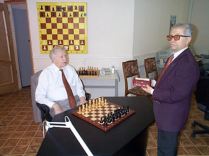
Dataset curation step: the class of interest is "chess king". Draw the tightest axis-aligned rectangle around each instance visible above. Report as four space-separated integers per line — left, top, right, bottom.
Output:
35 46 87 116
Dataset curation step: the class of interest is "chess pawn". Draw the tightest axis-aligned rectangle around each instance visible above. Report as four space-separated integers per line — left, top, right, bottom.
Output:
98 98 101 106
101 97 104 106
92 101 96 109
87 66 90 75
85 103 89 112
104 99 107 105
97 68 99 76
82 104 85 112
88 103 92 110
88 103 91 111
98 102 101 108
94 99 99 109
95 101 98 108
80 67 83 75
78 106 82 114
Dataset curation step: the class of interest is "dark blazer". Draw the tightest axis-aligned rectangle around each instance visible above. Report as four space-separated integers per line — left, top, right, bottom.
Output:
153 48 199 132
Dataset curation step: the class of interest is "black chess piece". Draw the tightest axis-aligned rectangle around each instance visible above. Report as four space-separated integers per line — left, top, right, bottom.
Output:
102 116 108 127
112 114 116 122
99 117 105 124
109 117 113 123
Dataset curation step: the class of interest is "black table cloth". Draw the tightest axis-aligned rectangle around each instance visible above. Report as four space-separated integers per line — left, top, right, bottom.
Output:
37 96 154 156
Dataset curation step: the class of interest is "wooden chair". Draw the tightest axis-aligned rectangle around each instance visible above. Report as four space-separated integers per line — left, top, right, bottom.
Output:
122 60 148 96
144 57 158 80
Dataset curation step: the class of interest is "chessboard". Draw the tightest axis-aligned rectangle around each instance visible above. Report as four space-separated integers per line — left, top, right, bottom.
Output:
72 97 135 132
37 2 88 54
78 66 100 77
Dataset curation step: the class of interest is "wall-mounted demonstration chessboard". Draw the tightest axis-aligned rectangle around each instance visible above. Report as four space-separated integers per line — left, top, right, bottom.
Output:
37 2 88 54
72 97 135 132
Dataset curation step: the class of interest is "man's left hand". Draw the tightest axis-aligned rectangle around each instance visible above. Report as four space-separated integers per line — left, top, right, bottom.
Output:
79 96 87 105
141 85 154 95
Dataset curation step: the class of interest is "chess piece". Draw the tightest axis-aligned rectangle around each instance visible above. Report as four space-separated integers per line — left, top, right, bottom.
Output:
82 104 85 111
104 99 107 105
78 106 81 114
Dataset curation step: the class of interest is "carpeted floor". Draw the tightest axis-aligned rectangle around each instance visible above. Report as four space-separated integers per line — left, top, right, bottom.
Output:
0 87 209 156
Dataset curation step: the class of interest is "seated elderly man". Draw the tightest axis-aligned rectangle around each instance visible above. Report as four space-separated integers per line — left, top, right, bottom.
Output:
35 46 86 116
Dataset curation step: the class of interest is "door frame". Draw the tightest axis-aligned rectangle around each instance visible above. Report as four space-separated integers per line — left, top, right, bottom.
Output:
0 3 19 95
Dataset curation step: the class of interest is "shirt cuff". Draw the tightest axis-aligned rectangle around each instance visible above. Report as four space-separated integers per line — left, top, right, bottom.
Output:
150 88 154 95
151 80 156 87
44 101 55 108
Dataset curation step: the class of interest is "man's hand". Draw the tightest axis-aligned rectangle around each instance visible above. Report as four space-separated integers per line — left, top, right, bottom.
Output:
52 103 64 115
79 96 86 105
141 85 154 95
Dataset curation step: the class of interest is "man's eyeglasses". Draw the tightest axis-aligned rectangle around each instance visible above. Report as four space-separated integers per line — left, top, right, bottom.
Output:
166 35 190 41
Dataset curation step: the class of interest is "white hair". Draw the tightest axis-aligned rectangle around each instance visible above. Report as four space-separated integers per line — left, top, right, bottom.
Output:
171 23 192 36
49 46 66 61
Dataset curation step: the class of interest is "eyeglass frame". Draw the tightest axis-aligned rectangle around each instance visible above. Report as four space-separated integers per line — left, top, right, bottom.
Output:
166 35 191 41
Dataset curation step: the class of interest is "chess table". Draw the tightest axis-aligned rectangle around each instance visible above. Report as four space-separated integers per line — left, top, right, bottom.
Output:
37 96 154 156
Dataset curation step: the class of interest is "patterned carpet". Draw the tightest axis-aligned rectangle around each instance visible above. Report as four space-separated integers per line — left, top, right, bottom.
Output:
0 87 209 156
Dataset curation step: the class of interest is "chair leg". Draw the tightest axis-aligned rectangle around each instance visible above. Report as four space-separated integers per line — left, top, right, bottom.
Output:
192 121 209 130
191 120 209 137
192 129 209 138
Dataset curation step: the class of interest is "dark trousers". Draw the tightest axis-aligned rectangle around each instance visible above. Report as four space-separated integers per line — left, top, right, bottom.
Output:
157 129 179 156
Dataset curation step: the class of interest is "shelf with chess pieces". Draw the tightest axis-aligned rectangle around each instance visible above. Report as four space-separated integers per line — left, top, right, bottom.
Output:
77 66 100 78
72 97 135 132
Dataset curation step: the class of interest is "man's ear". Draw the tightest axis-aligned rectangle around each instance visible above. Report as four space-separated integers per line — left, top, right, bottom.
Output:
187 37 192 45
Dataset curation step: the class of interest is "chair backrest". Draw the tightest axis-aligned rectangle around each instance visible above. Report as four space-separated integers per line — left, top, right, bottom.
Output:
31 70 43 122
122 60 140 78
122 60 140 95
144 57 158 80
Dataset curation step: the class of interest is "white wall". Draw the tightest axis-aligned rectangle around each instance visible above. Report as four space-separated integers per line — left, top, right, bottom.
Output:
133 0 190 57
190 0 209 55
27 0 134 72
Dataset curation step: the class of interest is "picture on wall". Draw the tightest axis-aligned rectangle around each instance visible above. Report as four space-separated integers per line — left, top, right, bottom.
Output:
37 2 88 54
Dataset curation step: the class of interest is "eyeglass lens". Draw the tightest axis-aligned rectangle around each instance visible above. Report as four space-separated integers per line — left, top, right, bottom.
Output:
166 35 190 41
167 35 181 41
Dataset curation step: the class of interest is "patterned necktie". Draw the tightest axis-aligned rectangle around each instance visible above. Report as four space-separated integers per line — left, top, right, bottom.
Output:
157 54 174 82
60 69 76 108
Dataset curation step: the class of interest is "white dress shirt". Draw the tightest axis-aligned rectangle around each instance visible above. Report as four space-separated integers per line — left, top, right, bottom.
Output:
35 63 85 108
